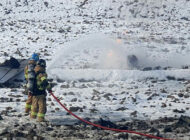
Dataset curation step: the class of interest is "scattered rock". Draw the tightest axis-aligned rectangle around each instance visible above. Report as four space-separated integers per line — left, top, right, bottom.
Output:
160 89 167 93
17 114 22 117
130 111 137 117
68 92 75 95
4 52 8 56
161 103 167 108
0 127 8 136
120 97 126 104
149 127 159 133
71 98 77 102
9 98 13 102
45 127 53 131
131 97 136 102
164 126 172 132
92 89 101 95
173 109 185 113
16 99 21 102
1 110 8 115
91 95 101 101
166 76 176 80
177 78 186 81
116 107 128 111
173 116 190 129
181 17 189 21
79 0 88 7
153 66 162 70
44 1 49 7
131 135 143 140
142 67 152 71
95 118 117 128
103 93 112 100
178 93 184 97
151 80 157 83
69 107 83 112
55 108 60 111
6 107 12 111
167 95 175 99
184 94 190 98
13 130 25 137
47 98 51 101
60 84 70 88
0 115 3 120
90 108 98 113
117 133 128 139
147 93 159 100
50 132 56 137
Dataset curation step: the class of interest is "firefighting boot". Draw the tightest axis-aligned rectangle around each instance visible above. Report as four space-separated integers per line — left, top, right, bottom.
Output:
37 117 45 122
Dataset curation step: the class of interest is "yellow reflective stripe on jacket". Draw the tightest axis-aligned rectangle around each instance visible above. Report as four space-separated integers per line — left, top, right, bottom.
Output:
36 73 48 91
41 76 46 81
24 66 28 80
37 113 45 118
25 104 31 109
37 76 43 90
25 74 28 80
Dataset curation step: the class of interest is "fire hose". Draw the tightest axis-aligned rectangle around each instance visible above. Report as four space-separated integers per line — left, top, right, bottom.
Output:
50 91 173 140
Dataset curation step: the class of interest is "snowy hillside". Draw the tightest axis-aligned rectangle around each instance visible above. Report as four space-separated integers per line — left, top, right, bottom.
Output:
0 0 190 139
0 0 190 60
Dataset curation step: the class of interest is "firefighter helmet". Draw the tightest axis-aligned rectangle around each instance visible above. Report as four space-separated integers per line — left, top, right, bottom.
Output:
37 59 46 68
30 53 39 62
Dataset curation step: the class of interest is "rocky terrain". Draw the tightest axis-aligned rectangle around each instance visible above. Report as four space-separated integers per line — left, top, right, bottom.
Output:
0 0 190 140
0 109 190 140
0 114 190 140
1 78 190 139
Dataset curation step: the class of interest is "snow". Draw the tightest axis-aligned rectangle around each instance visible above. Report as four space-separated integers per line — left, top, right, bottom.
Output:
48 69 190 81
48 33 190 82
0 0 190 139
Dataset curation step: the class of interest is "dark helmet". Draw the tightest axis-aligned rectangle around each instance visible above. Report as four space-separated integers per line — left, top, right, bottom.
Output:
37 59 46 68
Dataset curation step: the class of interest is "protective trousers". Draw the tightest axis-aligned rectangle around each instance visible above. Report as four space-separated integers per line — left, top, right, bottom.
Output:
30 94 46 122
25 94 32 113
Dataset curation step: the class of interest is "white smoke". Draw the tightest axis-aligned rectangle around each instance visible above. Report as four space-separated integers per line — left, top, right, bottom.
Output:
97 38 128 69
128 49 190 69
48 33 190 73
48 34 130 71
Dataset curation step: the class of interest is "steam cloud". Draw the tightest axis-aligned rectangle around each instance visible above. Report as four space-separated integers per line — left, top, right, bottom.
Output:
48 34 190 71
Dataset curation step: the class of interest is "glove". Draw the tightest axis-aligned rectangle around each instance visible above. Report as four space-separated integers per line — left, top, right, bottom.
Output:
47 89 52 93
47 83 52 93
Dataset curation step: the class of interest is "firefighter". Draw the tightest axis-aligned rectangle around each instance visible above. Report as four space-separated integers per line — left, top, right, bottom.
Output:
24 53 39 114
30 59 51 122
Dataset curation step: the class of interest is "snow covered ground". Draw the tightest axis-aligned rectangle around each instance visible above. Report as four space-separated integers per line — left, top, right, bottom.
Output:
0 0 190 139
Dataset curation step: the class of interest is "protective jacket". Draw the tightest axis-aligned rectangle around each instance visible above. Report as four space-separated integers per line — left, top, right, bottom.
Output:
24 60 36 113
24 60 36 93
30 65 51 122
32 65 51 96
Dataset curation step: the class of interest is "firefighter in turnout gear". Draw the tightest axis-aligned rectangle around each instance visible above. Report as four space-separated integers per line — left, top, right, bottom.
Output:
30 59 51 122
24 53 39 113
